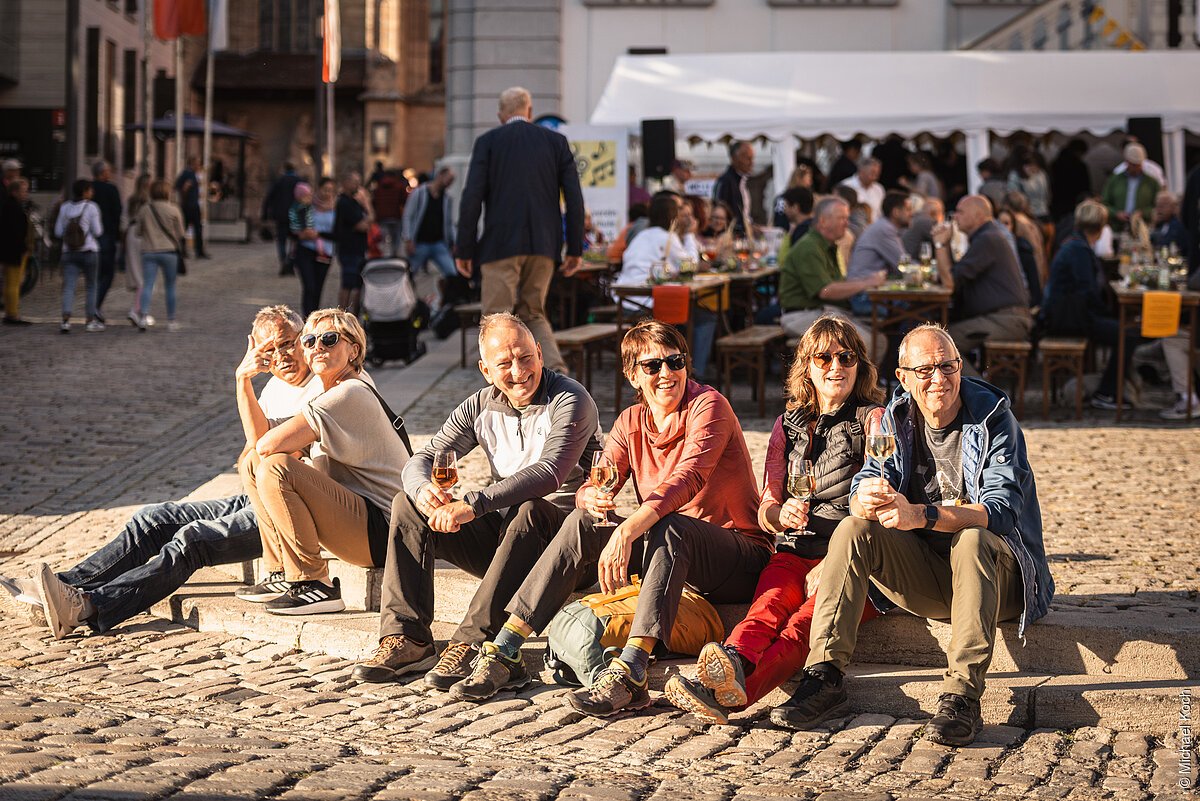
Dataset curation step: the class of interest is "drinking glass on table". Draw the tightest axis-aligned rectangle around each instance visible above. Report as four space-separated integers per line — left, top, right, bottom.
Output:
431 449 458 496
589 451 618 529
919 242 933 267
785 453 816 537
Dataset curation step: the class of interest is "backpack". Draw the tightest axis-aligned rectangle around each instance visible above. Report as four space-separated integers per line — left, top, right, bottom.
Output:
543 575 725 688
63 210 86 250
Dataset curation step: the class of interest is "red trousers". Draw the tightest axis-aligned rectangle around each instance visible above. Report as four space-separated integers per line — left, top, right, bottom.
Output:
725 551 878 707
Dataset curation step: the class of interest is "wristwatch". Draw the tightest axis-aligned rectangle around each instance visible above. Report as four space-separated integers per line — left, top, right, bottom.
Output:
924 504 939 528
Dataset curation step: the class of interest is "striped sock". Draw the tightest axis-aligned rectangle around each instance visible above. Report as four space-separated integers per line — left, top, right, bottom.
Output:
618 644 650 684
492 622 527 661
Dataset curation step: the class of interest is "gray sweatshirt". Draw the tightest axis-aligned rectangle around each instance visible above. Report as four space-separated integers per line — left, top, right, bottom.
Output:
402 369 602 515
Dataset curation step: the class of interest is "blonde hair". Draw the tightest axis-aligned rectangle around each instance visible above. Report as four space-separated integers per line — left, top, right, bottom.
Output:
303 308 367 371
784 315 883 415
1074 199 1108 236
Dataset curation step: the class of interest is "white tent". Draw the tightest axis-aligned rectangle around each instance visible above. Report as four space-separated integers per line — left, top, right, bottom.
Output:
590 50 1200 192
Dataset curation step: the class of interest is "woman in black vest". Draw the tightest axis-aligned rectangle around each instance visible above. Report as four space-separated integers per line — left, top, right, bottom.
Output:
665 315 885 724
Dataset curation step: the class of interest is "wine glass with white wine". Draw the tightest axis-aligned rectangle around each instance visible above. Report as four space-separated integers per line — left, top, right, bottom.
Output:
589 451 618 529
786 452 816 537
866 411 896 469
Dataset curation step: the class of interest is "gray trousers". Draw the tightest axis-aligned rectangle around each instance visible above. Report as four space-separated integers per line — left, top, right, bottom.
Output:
507 508 771 650
807 516 1023 700
377 492 570 645
949 306 1033 376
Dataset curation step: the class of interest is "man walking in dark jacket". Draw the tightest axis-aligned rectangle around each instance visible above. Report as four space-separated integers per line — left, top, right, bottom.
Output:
333 171 371 315
174 156 208 259
262 163 300 275
91 160 123 317
455 87 584 375
711 141 755 237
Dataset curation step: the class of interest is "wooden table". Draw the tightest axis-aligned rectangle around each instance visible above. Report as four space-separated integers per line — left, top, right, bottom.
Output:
1111 283 1200 422
864 285 954 359
725 265 780 323
554 260 615 328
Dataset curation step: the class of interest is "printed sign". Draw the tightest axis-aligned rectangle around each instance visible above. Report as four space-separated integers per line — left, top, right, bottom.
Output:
562 126 628 246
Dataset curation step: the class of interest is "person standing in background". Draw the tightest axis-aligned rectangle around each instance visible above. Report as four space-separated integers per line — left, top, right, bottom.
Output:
55 179 104 333
91 160 123 320
123 175 151 327
0 177 31 325
135 180 186 332
333 172 371 315
262 163 301 275
175 156 209 259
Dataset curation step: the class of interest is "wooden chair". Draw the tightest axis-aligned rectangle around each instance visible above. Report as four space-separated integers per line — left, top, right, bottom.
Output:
984 340 1032 418
716 325 786 417
555 324 619 392
455 302 483 368
1040 337 1088 419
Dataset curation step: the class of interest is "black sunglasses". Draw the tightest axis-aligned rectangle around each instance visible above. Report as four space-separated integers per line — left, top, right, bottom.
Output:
898 358 962 380
300 331 341 350
812 350 858 369
636 353 688 375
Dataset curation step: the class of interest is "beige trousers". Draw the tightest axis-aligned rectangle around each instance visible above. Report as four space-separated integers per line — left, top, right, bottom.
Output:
480 254 567 373
807 516 1023 700
239 450 373 582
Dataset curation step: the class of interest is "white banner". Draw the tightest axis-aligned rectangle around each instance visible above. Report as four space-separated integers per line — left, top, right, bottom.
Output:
561 125 628 246
209 0 228 51
323 0 341 83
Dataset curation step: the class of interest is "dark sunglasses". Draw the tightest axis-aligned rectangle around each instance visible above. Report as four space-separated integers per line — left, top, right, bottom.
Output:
811 350 858 369
898 358 962 380
636 353 688 375
300 331 341 350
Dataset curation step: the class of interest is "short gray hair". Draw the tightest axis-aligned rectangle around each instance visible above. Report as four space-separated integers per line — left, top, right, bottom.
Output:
91 160 110 178
898 323 958 366
252 305 304 334
857 156 881 171
498 87 532 121
813 196 849 222
478 312 534 356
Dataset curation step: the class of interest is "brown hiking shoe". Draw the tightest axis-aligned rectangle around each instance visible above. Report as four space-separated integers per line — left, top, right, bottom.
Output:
424 641 476 691
449 643 531 701
352 635 437 683
566 661 651 718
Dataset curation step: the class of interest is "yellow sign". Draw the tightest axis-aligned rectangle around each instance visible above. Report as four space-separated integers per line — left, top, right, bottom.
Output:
1141 291 1182 338
570 140 618 188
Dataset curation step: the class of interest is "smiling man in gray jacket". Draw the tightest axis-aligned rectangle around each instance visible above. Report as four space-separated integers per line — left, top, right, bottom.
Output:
353 312 602 687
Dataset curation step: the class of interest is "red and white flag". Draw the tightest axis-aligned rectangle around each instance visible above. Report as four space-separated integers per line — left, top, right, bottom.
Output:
154 0 206 40
323 0 341 83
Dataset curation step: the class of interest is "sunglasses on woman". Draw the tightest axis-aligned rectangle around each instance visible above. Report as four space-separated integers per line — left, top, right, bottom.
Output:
300 331 341 350
811 350 859 369
636 353 688 375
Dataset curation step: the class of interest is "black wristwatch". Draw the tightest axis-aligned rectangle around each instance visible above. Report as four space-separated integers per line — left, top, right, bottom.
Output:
924 504 939 528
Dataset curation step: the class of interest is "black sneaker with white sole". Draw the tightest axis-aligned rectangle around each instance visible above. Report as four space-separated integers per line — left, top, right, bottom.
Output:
264 578 345 615
235 571 290 603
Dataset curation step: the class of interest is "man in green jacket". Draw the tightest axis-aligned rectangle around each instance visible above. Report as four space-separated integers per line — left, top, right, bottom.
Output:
1101 143 1160 229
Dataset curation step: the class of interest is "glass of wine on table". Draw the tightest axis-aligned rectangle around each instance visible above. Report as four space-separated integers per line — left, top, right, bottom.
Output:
590 451 618 529
432 450 458 495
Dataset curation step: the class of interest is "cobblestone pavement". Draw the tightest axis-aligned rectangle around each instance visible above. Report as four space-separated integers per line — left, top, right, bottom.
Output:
1 243 1198 800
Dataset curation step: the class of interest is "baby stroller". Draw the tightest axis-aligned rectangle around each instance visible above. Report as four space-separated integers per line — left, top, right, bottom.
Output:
360 257 429 367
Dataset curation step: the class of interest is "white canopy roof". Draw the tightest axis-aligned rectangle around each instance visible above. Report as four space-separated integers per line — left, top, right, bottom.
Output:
589 51 1200 142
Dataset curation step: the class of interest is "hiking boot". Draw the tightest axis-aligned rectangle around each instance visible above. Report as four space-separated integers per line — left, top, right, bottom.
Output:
264 578 345 615
566 661 651 718
664 674 729 725
35 563 92 640
352 635 437 683
449 643 531 701
769 662 848 731
697 642 748 708
424 641 476 690
235 571 290 603
925 692 983 747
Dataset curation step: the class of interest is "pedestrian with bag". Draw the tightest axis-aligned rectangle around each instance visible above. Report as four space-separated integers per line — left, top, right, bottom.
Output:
122 175 151 327
290 180 337 317
134 180 186 332
0 177 31 325
55 179 104 333
454 320 771 717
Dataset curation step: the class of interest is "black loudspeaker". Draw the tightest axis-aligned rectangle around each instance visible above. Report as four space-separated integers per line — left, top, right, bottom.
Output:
641 119 675 180
1126 117 1164 165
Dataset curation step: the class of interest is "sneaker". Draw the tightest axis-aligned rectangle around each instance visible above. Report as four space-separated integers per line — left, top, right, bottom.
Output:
60 321 70 334
85 320 105 332
137 315 148 331
449 642 531 701
34 563 91 640
127 310 140 327
264 578 345 615
0 574 47 626
1090 393 1131 411
167 321 181 332
424 641 477 690
234 571 290 603
769 662 849 731
924 692 983 747
567 661 652 718
143 314 156 328
664 674 729 725
352 635 437 683
697 642 748 708
94 311 106 324
1159 396 1200 421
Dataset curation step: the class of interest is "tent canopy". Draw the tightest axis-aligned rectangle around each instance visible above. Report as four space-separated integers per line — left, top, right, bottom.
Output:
589 51 1200 142
126 113 253 139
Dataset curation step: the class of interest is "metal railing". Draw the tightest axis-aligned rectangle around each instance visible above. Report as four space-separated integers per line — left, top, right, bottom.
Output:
964 0 1197 51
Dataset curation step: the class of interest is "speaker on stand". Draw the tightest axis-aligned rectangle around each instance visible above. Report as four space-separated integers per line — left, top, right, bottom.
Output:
641 119 676 182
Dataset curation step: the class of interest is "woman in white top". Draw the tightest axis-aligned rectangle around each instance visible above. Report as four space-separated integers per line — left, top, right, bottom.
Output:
54 178 104 333
237 308 410 615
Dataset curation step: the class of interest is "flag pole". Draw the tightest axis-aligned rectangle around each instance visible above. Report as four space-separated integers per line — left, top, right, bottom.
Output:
140 0 151 175
326 81 335 178
202 0 215 248
174 37 184 178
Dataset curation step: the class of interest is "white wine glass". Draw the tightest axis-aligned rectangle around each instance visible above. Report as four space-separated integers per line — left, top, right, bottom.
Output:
589 451 618 529
865 411 896 470
786 453 816 537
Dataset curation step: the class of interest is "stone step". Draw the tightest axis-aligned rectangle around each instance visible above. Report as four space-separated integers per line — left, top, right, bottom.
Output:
146 570 1189 736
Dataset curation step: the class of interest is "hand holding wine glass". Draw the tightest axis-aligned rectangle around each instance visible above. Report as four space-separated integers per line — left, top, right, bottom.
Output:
588 451 619 529
866 410 896 469
431 450 458 495
785 453 816 537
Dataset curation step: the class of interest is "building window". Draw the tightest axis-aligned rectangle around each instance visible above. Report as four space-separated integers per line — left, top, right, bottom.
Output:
258 0 316 53
125 0 138 16
85 28 100 157
370 122 390 154
429 0 446 85
105 39 118 164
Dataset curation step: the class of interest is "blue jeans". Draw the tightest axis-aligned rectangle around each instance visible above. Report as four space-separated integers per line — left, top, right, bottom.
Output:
339 249 366 290
295 246 330 317
140 251 179 320
96 234 117 312
58 495 262 633
411 241 456 278
61 250 99 320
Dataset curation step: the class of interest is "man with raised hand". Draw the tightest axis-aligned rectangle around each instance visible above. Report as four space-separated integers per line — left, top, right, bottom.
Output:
352 313 601 686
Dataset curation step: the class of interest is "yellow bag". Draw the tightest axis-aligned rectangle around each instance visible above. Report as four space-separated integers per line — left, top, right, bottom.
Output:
578 575 725 656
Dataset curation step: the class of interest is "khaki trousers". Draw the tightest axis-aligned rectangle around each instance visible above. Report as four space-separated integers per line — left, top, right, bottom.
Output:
807 516 1023 700
239 451 373 582
480 254 567 373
